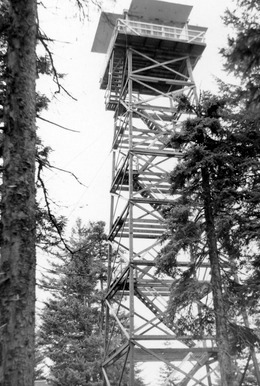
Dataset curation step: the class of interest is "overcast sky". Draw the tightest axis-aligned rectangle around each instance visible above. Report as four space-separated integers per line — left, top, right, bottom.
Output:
37 0 235 233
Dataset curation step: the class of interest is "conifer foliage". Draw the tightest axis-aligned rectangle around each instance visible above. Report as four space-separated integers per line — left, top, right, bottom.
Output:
38 220 146 386
221 0 260 109
156 1 260 383
156 92 260 386
38 221 107 386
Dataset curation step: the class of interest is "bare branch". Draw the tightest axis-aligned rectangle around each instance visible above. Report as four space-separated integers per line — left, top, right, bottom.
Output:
36 159 92 257
36 160 74 254
51 165 88 187
37 30 77 101
37 115 80 133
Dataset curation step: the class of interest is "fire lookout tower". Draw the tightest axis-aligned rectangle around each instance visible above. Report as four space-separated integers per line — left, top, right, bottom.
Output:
92 1 218 384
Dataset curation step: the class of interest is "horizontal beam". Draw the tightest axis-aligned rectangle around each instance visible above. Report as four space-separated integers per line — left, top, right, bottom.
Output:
133 335 215 341
133 347 218 362
130 148 183 157
132 74 194 87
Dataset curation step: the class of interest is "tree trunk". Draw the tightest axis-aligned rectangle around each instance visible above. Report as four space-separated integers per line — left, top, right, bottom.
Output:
0 0 37 385
201 166 235 386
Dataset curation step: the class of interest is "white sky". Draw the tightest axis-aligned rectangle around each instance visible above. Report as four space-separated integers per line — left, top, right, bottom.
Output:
37 0 236 234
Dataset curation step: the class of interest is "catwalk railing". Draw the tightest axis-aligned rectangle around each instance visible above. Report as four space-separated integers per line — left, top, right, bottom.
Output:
117 19 206 44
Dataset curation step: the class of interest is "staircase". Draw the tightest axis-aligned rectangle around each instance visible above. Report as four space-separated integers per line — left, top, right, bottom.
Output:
105 53 125 111
135 288 195 348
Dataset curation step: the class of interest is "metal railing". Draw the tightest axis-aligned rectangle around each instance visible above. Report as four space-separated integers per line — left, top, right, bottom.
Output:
101 18 206 107
117 19 206 44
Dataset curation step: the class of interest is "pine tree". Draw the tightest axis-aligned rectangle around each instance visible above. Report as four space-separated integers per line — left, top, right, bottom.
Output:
35 334 46 381
220 3 260 381
156 92 260 385
221 0 260 110
38 221 107 386
0 1 37 385
0 1 102 384
38 220 146 386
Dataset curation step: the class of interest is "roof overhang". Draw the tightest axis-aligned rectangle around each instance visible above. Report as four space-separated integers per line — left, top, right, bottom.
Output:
128 0 192 24
91 12 122 53
91 0 194 54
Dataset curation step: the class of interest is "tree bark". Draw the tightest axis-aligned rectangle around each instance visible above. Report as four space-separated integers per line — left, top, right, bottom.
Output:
0 0 37 385
201 166 235 386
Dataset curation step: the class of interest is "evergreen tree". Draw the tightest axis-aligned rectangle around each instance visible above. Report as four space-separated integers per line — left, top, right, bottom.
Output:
156 92 260 386
157 364 179 385
35 333 46 381
39 221 107 386
0 1 103 384
221 0 260 110
0 1 37 385
220 3 260 381
38 220 146 386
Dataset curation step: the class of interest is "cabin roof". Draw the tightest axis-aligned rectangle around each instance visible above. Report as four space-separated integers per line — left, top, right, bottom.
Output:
92 0 194 54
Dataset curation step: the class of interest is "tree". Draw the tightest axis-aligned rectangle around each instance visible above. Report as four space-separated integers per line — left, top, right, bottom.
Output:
157 364 179 385
0 3 66 384
38 220 146 386
0 1 37 385
221 0 260 110
38 221 107 386
0 1 104 384
221 3 260 383
156 93 260 386
35 334 46 381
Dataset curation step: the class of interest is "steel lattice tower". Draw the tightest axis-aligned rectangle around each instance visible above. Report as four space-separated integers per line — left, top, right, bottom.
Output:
92 1 221 384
